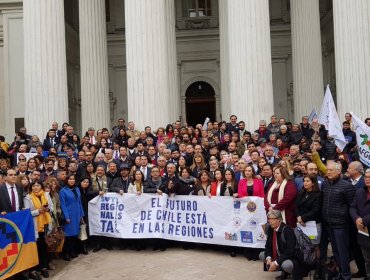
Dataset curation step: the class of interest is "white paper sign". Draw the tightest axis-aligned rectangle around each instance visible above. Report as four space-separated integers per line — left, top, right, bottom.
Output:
297 221 318 240
88 193 267 248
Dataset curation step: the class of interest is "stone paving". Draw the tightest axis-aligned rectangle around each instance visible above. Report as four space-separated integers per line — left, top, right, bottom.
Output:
48 246 358 280
49 247 280 280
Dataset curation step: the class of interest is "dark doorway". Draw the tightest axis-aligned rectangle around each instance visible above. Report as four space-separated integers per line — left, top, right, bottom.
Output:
185 81 216 127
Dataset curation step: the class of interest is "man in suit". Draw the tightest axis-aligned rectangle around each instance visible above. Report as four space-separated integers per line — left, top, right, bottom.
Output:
346 161 366 278
0 169 24 214
263 145 280 166
259 210 307 280
261 163 274 193
138 155 151 181
43 129 59 151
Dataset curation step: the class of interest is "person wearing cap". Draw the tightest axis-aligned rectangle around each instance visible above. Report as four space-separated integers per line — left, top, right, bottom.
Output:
109 163 131 194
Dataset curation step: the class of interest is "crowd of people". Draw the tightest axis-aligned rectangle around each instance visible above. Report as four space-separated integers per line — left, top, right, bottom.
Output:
0 113 370 280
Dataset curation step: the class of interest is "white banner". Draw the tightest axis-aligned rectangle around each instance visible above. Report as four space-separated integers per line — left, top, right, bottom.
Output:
350 112 370 167
318 85 347 151
88 193 267 248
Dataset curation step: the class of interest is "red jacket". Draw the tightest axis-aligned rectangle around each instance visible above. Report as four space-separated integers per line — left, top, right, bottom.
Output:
237 178 264 198
264 180 297 228
209 181 220 196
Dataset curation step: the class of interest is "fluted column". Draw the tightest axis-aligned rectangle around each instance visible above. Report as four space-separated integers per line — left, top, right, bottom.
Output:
219 0 274 130
125 0 179 130
165 0 180 122
291 0 324 122
333 0 370 120
79 0 110 132
24 0 69 138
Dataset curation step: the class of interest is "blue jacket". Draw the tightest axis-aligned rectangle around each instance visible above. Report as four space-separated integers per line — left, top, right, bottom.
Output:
59 186 84 237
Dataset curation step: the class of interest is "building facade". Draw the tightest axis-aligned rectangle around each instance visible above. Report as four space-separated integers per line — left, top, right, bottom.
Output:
0 0 369 140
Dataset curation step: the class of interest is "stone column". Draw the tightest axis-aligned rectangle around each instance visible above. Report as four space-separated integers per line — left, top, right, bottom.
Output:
291 0 324 122
333 0 370 120
79 0 110 133
219 0 274 130
125 0 179 130
24 0 69 138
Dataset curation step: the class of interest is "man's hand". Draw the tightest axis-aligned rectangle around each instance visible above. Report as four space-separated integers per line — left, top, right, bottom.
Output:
99 191 104 196
268 261 278 272
1 211 7 215
356 217 364 230
119 190 124 195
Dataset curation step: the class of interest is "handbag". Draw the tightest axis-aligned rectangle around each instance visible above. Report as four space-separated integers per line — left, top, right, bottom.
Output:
45 212 65 253
78 223 88 241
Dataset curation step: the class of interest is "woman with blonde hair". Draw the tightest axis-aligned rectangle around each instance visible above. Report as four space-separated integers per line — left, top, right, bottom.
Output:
264 166 297 228
43 177 61 226
190 152 207 178
278 158 294 176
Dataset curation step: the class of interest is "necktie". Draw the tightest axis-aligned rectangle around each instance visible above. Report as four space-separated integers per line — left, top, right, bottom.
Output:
50 138 53 147
115 151 119 159
90 137 94 145
272 230 277 261
11 186 16 212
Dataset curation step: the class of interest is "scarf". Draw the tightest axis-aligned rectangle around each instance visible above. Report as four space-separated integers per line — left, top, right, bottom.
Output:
30 190 52 232
267 179 288 223
179 176 195 184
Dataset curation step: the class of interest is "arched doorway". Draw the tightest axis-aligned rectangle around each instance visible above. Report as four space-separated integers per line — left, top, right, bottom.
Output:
185 81 216 126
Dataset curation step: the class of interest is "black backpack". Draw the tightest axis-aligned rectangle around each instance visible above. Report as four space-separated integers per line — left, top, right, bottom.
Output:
281 225 316 266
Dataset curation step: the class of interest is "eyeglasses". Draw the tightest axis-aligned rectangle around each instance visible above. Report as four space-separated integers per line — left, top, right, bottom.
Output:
18 158 26 161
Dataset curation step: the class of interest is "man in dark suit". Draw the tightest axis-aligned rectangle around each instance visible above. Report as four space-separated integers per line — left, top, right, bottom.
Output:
0 169 24 214
43 129 59 151
346 161 366 278
138 155 151 181
261 163 274 193
259 210 307 280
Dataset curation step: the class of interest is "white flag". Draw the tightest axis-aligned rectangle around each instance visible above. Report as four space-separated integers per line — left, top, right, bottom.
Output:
350 112 370 167
318 85 347 152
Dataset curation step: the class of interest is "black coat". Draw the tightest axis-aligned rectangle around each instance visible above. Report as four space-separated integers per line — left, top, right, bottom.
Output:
159 175 180 195
350 186 370 248
146 177 163 193
321 177 356 228
109 177 130 193
0 184 24 213
296 190 322 223
175 177 195 195
265 223 308 278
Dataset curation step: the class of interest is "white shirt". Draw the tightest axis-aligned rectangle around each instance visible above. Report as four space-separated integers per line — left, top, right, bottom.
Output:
6 182 20 211
140 167 147 180
351 175 362 186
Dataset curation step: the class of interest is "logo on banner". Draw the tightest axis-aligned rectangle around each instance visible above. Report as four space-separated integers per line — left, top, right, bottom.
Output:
224 232 238 241
233 201 241 214
240 231 253 243
360 134 370 149
246 201 257 213
232 217 242 228
248 218 258 228
257 231 267 242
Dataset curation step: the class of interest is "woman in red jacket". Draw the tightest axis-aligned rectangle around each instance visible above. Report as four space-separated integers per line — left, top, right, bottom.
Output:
264 165 297 228
209 168 224 196
237 165 264 198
